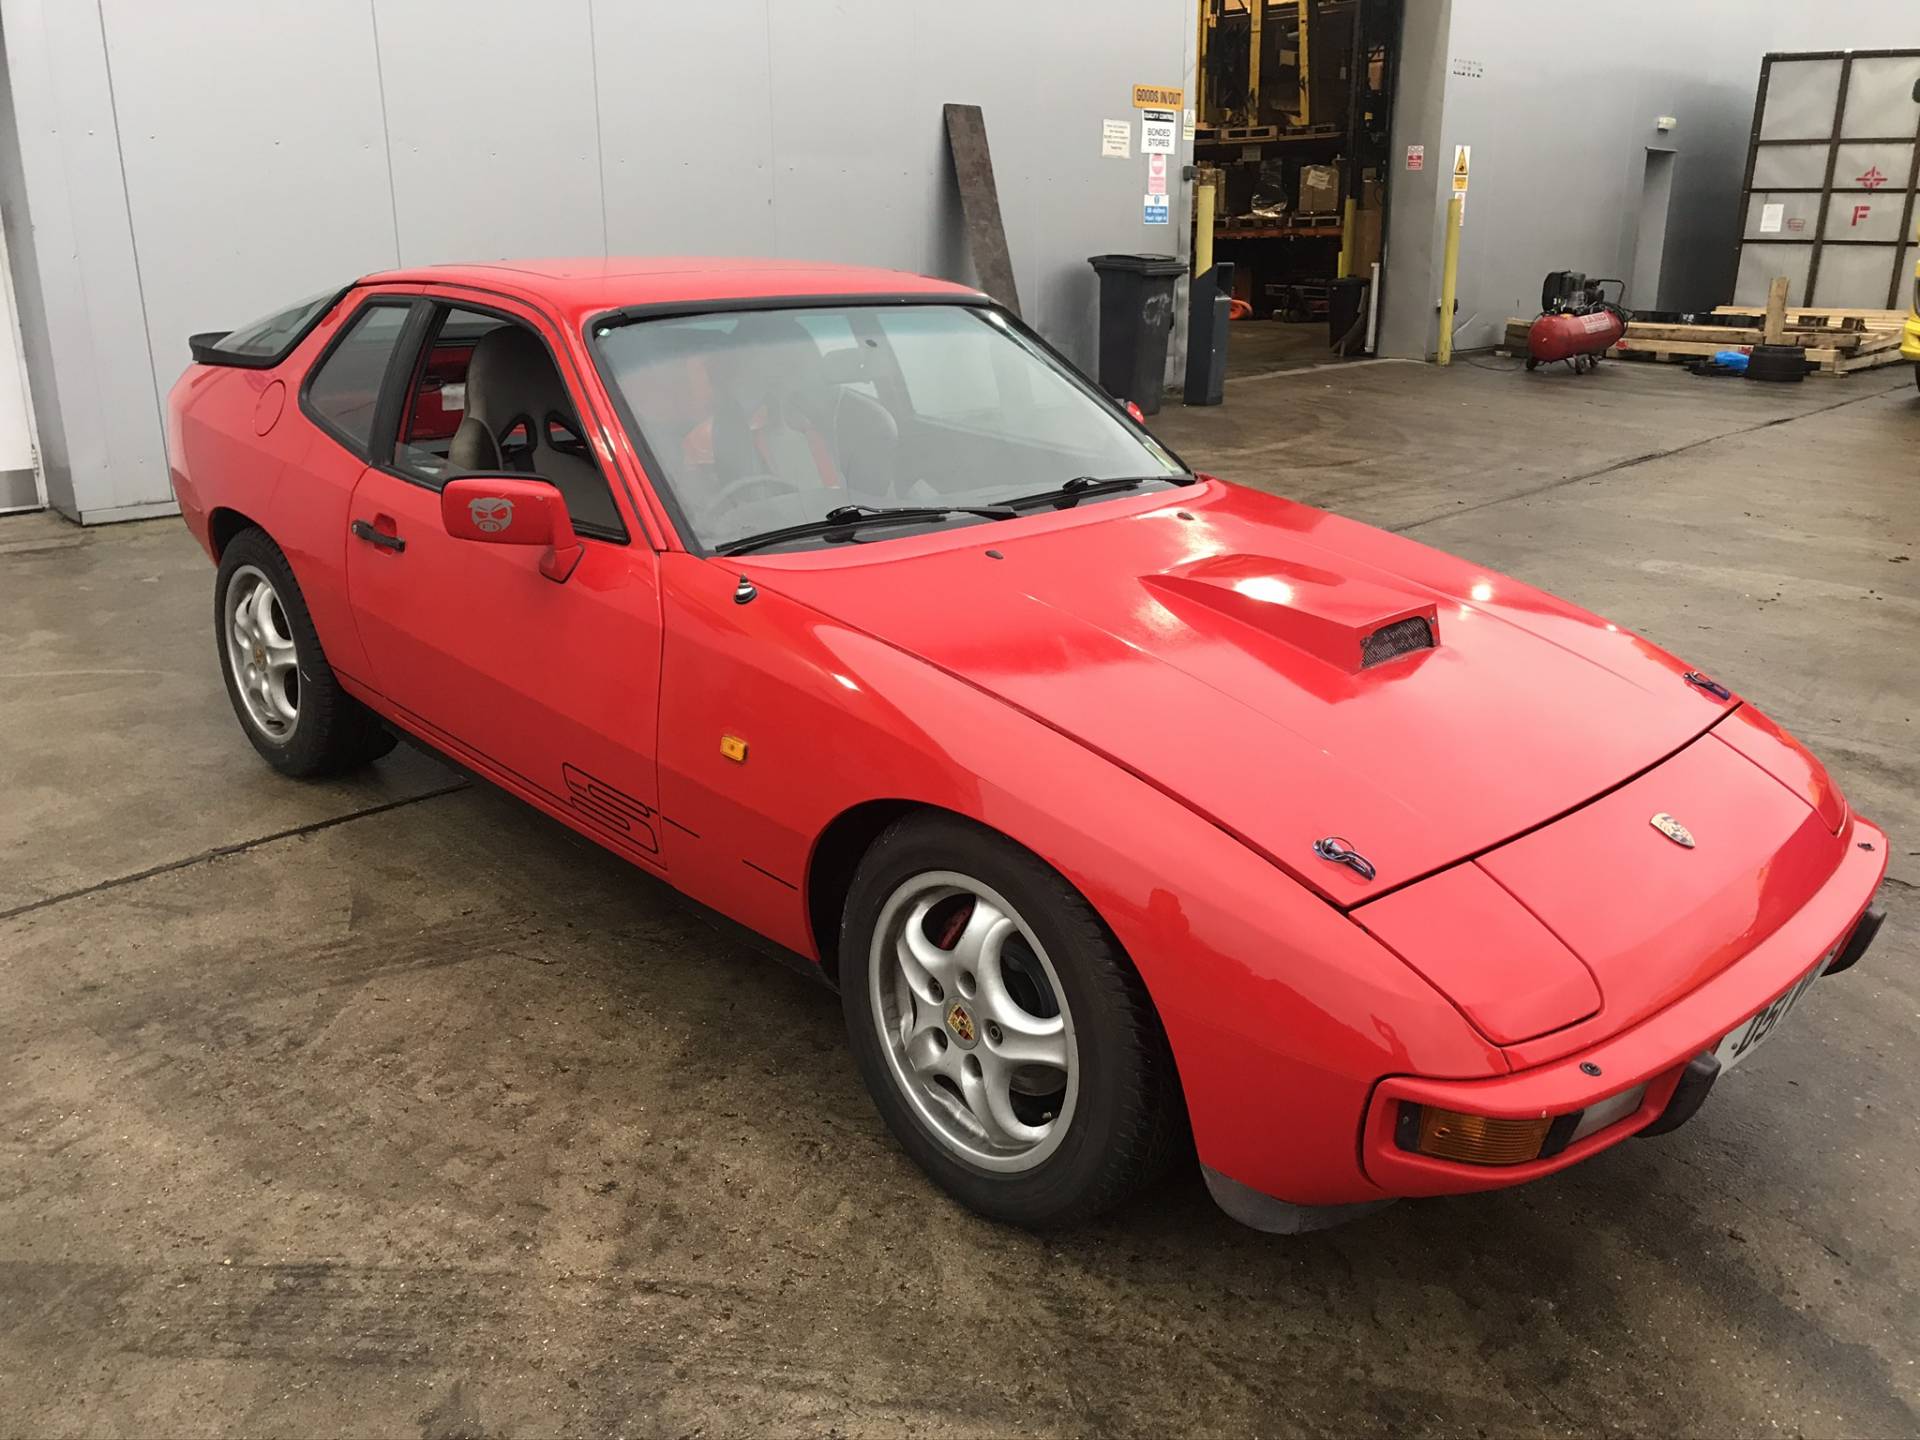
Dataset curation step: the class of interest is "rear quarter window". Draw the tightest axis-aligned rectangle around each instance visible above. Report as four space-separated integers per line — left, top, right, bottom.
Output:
189 286 349 369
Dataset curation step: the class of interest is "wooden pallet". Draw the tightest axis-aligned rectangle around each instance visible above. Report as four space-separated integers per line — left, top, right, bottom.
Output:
1710 305 1904 333
1625 321 1865 350
1195 123 1341 145
1610 330 1904 374
1216 213 1343 238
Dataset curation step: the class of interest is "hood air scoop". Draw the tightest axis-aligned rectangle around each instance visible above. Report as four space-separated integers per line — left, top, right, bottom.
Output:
1143 554 1440 674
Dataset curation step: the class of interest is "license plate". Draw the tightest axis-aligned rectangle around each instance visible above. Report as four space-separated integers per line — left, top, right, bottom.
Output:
1712 955 1829 1073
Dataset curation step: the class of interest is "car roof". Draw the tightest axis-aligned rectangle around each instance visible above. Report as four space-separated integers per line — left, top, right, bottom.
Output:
355 257 985 320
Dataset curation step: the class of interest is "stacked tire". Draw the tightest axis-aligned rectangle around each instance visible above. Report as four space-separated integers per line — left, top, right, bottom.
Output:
1746 344 1810 384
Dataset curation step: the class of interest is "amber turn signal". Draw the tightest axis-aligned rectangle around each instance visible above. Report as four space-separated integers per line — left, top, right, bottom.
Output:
1405 1104 1551 1166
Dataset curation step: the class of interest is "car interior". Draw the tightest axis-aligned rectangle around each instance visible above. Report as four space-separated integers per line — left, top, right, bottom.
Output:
394 308 624 537
597 305 1180 550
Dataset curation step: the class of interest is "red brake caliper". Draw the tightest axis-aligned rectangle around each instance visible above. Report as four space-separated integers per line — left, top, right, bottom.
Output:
935 897 973 950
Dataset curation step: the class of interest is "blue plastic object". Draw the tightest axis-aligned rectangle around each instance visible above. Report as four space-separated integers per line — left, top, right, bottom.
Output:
1714 349 1750 372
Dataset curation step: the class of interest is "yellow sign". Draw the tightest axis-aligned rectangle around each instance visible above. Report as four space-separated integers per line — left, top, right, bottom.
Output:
1452 144 1471 193
1133 85 1184 109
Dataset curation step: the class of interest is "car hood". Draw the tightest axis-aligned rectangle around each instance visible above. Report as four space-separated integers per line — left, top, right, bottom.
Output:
745 480 1736 904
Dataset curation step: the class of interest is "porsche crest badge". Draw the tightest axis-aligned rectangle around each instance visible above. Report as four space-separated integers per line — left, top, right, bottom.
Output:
1650 812 1695 848
946 1003 977 1047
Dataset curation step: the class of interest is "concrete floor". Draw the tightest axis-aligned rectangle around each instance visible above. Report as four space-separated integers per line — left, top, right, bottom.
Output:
2 358 1916 1437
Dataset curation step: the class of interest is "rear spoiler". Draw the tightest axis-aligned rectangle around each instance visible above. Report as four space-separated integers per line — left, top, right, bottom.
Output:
188 330 245 366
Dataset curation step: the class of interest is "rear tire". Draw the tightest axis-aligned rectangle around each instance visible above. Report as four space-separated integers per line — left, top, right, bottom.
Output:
840 812 1184 1228
214 528 395 778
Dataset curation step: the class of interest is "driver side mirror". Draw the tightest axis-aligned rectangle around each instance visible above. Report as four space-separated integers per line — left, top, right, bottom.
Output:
441 475 584 583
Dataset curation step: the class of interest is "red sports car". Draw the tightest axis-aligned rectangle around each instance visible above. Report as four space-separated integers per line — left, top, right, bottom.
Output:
166 259 1887 1233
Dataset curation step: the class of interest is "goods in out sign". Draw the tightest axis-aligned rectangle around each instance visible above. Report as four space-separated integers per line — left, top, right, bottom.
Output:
1132 84 1184 109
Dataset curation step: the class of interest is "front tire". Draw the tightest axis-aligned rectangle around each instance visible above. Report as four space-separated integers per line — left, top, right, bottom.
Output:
840 813 1184 1227
214 528 394 777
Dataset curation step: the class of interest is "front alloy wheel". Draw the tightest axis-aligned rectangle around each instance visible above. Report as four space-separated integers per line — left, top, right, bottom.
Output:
841 813 1184 1228
870 872 1078 1172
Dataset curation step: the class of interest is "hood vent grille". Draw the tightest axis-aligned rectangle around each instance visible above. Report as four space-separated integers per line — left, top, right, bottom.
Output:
1361 616 1435 668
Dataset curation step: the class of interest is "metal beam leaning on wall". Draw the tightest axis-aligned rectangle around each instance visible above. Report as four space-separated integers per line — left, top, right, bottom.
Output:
943 103 1021 317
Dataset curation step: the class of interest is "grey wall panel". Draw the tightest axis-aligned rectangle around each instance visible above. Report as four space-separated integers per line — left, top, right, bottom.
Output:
1734 239 1812 304
376 0 605 263
1841 55 1920 138
592 0 776 255
1751 143 1829 189
0 0 168 518
1809 241 1902 305
102 0 399 383
0 14 70 512
1759 59 1843 140
764 0 929 269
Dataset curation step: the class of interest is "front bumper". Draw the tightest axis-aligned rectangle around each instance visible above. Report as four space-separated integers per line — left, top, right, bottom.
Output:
1359 818 1887 1199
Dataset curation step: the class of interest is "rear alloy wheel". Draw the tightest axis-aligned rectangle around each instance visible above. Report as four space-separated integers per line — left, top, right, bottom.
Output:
224 563 301 743
215 528 395 777
841 814 1184 1227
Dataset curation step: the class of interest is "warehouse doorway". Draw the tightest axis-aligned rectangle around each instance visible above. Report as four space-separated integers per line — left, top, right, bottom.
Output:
1196 0 1403 375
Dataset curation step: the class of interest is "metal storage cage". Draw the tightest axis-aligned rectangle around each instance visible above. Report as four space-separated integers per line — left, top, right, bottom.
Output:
1732 49 1920 310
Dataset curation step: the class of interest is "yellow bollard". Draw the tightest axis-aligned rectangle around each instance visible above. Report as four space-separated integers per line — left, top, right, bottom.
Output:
1436 194 1463 365
1195 180 1216 277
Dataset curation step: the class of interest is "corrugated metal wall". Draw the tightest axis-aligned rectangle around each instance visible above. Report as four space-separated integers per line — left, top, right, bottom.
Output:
1 0 1196 521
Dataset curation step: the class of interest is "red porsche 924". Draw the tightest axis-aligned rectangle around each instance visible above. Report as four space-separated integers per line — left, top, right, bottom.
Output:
166 259 1886 1234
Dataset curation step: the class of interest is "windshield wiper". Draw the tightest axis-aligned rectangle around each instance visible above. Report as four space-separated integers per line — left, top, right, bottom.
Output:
1001 474 1191 510
716 503 1017 558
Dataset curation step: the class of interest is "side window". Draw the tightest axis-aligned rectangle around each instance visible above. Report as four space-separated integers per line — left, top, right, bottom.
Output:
304 302 411 455
393 306 626 540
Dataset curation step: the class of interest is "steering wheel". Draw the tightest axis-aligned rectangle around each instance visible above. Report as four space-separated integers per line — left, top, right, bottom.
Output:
710 471 808 514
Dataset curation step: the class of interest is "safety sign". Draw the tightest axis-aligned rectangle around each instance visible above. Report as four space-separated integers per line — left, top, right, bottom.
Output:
1141 109 1177 154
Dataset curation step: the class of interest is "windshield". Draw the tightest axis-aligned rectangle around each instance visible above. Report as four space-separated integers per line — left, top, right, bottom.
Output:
590 303 1185 553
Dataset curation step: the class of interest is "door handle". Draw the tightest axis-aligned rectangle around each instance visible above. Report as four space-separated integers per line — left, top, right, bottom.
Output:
351 518 406 553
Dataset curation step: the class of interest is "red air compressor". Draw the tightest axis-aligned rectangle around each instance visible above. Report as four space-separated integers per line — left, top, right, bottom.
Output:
1526 271 1628 373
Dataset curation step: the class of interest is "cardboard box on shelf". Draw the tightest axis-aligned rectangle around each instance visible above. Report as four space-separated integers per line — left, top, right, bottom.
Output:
1298 162 1340 215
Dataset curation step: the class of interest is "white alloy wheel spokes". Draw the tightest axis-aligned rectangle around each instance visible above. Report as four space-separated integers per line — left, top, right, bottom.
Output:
224 565 300 742
869 871 1078 1173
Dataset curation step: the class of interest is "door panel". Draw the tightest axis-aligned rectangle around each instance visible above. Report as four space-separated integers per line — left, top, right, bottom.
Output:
345 466 667 866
